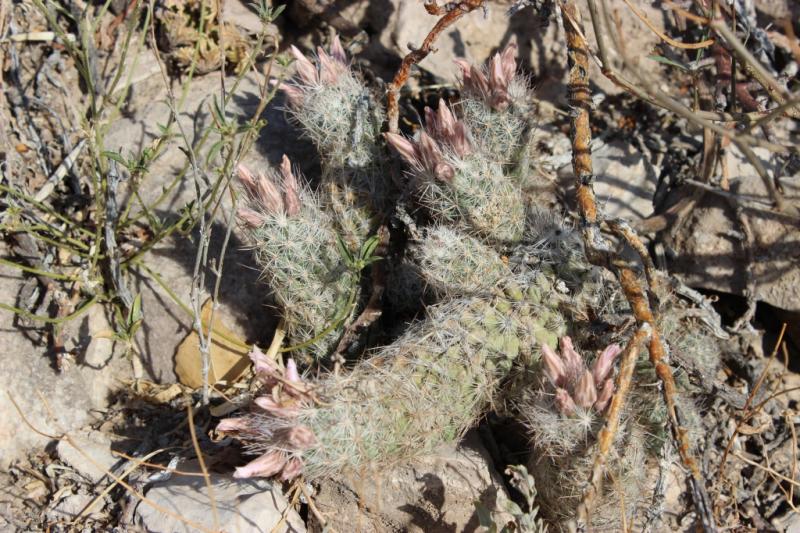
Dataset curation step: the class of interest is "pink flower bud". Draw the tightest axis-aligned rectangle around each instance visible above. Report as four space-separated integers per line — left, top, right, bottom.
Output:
285 358 300 383
237 164 258 193
418 132 449 181
498 43 517 85
237 207 266 228
541 343 566 387
594 378 614 413
280 155 301 216
330 34 347 64
249 346 277 375
254 395 299 419
559 336 584 382
290 45 318 85
573 370 598 409
385 133 420 166
451 122 472 157
592 343 622 384
254 172 284 215
233 451 286 479
554 388 577 416
217 417 250 433
278 81 304 108
317 47 346 85
280 457 304 481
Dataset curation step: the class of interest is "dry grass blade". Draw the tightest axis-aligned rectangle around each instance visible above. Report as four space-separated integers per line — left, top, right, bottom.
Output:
717 324 787 478
619 0 714 49
187 401 220 532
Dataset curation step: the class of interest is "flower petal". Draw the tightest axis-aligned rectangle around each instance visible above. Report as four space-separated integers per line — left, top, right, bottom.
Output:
541 342 567 387
592 343 622 384
554 388 576 416
573 370 598 409
233 451 286 479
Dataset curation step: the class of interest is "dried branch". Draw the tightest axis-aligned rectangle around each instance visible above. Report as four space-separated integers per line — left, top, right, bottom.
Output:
710 19 800 120
560 1 717 530
576 323 650 526
386 0 485 133
619 0 714 50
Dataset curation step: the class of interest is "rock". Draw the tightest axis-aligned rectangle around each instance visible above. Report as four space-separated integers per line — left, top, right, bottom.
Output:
174 299 251 388
56 430 120 484
0 247 131 469
83 305 116 369
134 469 305 533
101 64 299 383
308 431 512 532
669 146 800 312
46 492 101 523
558 139 658 222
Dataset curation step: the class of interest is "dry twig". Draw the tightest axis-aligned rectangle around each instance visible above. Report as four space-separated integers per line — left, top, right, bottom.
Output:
386 0 485 133
560 1 716 530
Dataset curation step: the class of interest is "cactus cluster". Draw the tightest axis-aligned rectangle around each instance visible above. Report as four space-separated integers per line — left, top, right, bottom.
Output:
221 36 719 531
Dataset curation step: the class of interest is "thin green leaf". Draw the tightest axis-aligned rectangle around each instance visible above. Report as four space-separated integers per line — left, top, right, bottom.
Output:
647 55 689 71
335 234 354 267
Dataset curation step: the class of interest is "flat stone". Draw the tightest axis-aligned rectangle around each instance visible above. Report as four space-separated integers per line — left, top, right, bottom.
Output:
670 146 800 312
56 430 120 484
45 492 100 523
558 139 658 222
134 469 305 533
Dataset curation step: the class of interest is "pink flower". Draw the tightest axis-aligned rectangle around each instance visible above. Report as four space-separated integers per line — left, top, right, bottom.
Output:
236 155 303 221
385 100 473 182
216 349 317 481
278 34 350 108
455 43 518 111
541 337 622 415
233 451 286 479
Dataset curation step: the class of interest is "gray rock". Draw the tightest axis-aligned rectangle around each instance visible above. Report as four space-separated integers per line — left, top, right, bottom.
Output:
308 431 512 533
56 430 120 484
0 246 131 469
135 470 305 533
670 146 800 312
558 139 658 222
46 492 101 523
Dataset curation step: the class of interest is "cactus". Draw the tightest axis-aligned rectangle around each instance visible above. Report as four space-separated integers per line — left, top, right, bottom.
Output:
279 36 383 173
219 281 565 480
236 156 353 362
220 38 719 533
518 337 652 530
278 36 387 247
385 99 526 243
455 43 535 170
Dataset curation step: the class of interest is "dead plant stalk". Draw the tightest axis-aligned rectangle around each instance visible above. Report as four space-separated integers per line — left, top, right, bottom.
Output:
559 1 716 530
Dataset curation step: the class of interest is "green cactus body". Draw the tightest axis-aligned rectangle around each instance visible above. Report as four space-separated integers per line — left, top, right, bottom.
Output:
298 288 564 478
417 226 510 297
292 75 383 172
248 194 351 362
418 153 525 243
459 97 529 167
